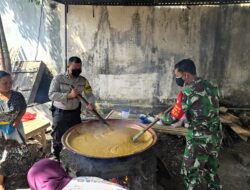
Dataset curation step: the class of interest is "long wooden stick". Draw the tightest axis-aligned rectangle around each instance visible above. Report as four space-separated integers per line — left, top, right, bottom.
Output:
77 94 109 126
105 110 114 119
132 105 174 142
71 85 109 126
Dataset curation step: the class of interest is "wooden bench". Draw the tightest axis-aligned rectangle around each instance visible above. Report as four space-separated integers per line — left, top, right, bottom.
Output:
152 125 188 136
23 117 51 152
105 110 188 136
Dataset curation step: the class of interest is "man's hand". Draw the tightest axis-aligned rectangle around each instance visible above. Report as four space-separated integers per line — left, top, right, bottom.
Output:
67 88 80 99
86 103 94 111
155 112 163 120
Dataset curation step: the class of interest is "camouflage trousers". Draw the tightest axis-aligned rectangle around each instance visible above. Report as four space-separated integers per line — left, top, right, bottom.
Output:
181 130 223 190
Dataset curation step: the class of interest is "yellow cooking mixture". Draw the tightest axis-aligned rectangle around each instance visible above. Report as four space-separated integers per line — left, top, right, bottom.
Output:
64 124 153 158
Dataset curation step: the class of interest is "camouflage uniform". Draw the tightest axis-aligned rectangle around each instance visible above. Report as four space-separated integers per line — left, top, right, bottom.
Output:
161 78 223 190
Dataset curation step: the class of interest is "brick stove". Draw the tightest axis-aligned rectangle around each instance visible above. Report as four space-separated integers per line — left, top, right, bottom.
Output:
61 147 157 190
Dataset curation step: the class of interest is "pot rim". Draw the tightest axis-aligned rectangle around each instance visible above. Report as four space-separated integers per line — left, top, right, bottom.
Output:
61 119 158 159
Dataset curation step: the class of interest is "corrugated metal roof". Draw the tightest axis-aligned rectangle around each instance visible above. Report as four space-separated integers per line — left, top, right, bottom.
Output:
52 0 250 6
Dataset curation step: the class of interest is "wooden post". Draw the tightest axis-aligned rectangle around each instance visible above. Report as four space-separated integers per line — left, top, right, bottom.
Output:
0 15 11 73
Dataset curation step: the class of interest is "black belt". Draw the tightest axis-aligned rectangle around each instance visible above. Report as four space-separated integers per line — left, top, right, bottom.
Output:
55 107 80 113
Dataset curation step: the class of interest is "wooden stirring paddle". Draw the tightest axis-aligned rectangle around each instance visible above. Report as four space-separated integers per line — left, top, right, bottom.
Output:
77 94 110 126
132 105 174 142
70 85 109 126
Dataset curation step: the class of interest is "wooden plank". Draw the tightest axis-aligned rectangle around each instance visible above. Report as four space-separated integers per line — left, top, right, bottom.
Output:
239 135 248 142
12 61 46 104
103 110 249 138
229 123 250 137
219 113 241 125
219 106 228 113
27 102 53 123
152 125 188 136
219 116 233 124
23 115 50 153
23 118 50 138
101 110 187 136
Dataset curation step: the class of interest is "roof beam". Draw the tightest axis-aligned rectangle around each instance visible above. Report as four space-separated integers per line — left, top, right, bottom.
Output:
52 0 250 6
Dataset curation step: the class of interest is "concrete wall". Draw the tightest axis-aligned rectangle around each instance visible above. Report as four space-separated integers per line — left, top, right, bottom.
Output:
67 5 250 108
0 0 64 73
0 1 249 108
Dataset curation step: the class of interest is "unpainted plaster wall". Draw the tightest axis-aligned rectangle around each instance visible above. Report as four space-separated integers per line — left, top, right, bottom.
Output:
1 2 249 108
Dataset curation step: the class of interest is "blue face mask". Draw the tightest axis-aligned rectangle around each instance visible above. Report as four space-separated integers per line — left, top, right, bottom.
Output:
175 77 185 87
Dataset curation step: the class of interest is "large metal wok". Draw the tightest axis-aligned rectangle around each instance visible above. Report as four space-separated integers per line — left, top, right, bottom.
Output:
61 119 157 159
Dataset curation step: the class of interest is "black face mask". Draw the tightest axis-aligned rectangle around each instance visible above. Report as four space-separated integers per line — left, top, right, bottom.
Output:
176 77 185 87
71 69 82 77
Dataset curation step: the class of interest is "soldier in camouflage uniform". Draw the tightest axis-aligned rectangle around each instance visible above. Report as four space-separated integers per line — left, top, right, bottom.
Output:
159 59 223 190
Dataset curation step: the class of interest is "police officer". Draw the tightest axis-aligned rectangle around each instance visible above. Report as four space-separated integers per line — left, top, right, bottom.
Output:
49 56 95 161
159 59 223 190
